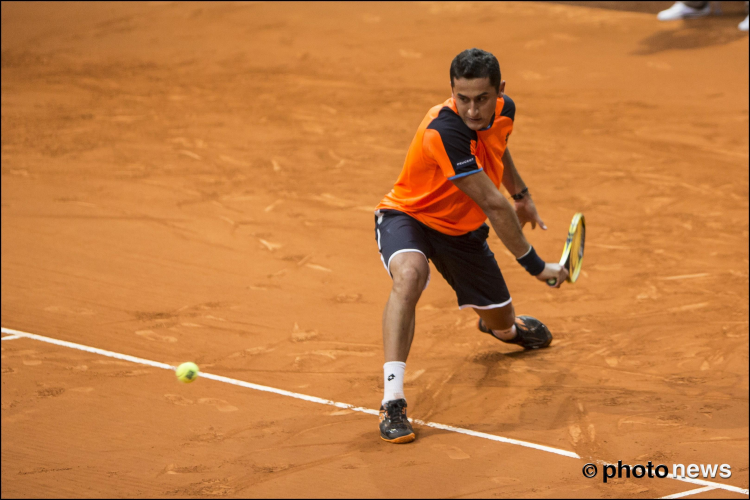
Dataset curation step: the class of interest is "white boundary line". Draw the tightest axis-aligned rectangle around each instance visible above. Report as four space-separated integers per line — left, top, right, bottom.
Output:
2 327 749 496
663 475 746 495
665 474 747 493
0 327 576 459
660 486 717 499
1 335 22 341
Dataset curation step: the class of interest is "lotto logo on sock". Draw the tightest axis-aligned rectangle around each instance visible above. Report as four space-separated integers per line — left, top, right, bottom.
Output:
388 374 395 381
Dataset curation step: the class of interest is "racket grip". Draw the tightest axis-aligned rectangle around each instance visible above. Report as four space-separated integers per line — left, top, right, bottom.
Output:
547 278 557 287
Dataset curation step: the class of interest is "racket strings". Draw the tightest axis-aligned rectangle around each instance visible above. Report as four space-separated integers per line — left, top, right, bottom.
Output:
568 223 584 281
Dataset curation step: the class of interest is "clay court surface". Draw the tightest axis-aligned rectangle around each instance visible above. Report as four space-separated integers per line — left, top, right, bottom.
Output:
1 1 748 498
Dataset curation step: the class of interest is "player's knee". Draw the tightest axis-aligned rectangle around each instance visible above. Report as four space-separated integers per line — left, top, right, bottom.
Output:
392 265 427 299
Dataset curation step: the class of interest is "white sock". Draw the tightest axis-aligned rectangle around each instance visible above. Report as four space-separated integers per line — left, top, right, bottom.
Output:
491 324 517 341
382 361 406 405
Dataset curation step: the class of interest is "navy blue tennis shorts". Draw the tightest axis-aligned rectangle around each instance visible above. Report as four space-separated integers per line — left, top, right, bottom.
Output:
374 209 511 310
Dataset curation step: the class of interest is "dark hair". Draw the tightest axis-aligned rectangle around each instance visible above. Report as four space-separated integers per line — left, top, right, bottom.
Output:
449 48 501 92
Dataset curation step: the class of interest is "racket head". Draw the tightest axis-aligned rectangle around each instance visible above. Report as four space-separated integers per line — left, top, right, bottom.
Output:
547 213 585 287
563 213 585 283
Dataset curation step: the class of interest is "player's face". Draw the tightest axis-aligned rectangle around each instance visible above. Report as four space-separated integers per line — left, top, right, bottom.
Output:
452 77 504 131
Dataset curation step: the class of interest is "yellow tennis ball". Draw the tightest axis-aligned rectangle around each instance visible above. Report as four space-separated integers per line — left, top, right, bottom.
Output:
175 362 199 383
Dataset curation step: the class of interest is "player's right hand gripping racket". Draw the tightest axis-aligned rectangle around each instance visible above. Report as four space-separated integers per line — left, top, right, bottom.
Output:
547 213 585 287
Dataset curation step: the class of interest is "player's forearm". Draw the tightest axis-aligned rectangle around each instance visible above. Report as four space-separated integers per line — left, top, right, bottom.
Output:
451 170 531 257
501 148 526 196
484 196 531 258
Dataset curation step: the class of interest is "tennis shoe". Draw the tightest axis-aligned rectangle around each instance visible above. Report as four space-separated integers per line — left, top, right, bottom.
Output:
657 2 711 21
478 315 552 349
740 15 749 31
379 398 415 444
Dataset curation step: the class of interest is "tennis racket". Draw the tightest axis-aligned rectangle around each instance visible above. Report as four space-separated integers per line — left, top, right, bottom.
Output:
547 213 585 287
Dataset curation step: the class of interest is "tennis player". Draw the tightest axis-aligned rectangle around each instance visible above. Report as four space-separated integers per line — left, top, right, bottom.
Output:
374 48 568 443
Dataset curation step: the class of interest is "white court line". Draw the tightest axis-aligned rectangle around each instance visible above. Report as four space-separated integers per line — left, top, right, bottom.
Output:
663 474 747 495
0 327 576 459
1 335 22 341
3 326 749 497
660 486 717 499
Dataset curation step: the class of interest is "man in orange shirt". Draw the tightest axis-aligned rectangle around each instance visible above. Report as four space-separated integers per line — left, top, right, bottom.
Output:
374 48 568 444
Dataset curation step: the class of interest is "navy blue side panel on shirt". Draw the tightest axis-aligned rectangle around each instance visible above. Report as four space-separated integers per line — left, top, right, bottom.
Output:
500 95 515 121
426 107 481 180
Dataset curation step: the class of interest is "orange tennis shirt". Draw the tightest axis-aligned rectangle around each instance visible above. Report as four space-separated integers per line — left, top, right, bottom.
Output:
376 95 515 236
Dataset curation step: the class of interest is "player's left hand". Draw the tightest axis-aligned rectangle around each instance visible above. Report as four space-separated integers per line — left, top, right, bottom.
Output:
514 196 547 230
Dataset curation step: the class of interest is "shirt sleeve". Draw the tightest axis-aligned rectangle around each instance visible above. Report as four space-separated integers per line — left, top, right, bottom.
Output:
424 109 482 180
